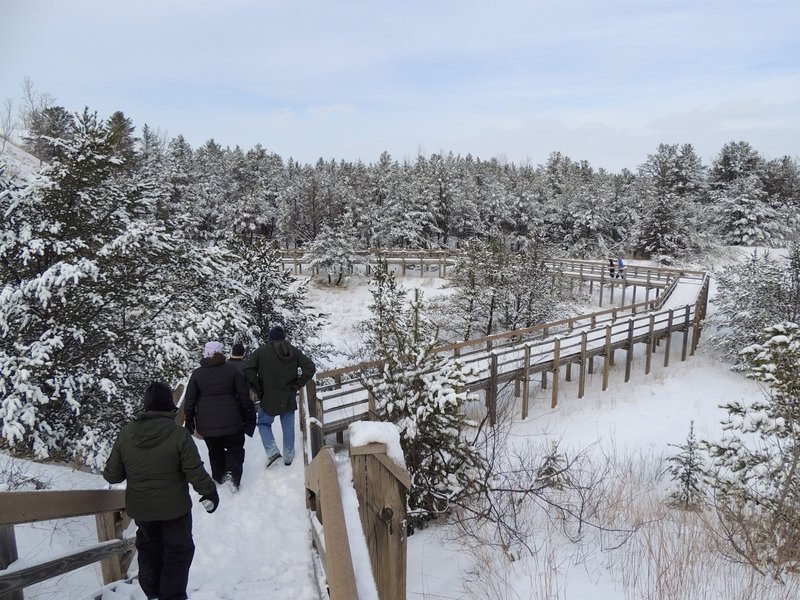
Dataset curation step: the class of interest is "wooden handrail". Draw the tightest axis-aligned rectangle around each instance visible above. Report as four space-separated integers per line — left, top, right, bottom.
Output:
0 490 126 527
305 447 361 600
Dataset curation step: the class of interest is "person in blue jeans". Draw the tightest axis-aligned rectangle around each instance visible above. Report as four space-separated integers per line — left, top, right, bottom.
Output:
244 326 316 466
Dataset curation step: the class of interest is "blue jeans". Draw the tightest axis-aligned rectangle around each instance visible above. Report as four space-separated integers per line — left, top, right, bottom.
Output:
257 408 295 459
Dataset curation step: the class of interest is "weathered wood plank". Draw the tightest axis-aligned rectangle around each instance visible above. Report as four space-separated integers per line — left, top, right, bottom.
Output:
0 491 126 527
0 538 135 595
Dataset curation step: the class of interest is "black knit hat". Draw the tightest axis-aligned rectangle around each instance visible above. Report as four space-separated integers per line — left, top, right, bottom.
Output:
231 342 245 357
143 381 175 412
268 326 286 341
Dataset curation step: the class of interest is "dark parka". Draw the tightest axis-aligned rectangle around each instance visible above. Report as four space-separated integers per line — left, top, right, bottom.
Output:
184 354 256 437
244 340 316 416
102 412 216 521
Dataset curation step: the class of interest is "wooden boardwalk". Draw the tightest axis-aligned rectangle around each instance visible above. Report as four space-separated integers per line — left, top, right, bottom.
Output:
304 259 709 456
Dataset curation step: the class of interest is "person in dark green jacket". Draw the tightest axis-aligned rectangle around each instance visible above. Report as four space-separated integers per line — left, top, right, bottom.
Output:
103 381 218 600
244 325 316 467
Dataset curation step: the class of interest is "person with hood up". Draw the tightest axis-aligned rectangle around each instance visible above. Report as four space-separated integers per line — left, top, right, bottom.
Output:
244 325 316 467
102 381 219 600
183 341 256 490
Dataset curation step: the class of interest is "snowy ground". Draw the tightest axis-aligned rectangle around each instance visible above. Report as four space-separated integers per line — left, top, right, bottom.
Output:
3 260 797 599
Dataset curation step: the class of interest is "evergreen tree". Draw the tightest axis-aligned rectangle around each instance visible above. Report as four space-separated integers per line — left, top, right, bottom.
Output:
704 322 800 578
711 248 800 369
635 143 707 260
307 218 359 285
711 174 782 246
0 110 244 467
359 264 487 529
665 421 705 510
23 105 72 162
106 110 137 171
231 241 325 351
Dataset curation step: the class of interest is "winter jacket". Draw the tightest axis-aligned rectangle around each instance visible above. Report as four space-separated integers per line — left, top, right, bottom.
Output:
184 354 256 437
226 357 247 374
102 411 216 521
244 340 316 416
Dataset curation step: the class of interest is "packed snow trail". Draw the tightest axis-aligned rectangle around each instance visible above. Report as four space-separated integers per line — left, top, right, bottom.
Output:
186 432 318 600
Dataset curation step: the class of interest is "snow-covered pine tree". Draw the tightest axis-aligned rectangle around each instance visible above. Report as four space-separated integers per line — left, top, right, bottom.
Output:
359 263 487 529
634 143 706 261
664 421 705 510
711 174 782 246
440 234 562 341
0 109 246 467
704 322 800 578
711 248 800 370
307 218 359 285
231 240 326 353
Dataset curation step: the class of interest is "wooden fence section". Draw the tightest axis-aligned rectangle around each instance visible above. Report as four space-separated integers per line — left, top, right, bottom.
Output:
0 490 134 599
304 265 709 455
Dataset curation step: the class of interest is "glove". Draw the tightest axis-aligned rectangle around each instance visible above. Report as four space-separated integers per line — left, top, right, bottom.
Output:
290 378 304 391
185 417 195 435
244 421 256 438
200 491 219 513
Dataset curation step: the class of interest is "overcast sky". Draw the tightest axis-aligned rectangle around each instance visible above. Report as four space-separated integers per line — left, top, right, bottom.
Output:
1 0 798 171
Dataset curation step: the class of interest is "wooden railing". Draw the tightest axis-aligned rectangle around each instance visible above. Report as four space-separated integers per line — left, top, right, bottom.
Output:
0 490 133 599
279 248 458 278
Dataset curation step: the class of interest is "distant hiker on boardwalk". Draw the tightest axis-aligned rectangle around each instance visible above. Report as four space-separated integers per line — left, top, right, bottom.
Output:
607 258 616 278
617 257 625 279
103 381 219 600
245 325 316 467
184 341 256 491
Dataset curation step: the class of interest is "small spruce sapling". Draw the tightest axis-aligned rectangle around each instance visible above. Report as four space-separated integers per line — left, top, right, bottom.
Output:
664 420 706 510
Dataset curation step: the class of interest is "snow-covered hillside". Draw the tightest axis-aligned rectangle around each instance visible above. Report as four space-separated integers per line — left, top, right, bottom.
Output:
0 139 41 180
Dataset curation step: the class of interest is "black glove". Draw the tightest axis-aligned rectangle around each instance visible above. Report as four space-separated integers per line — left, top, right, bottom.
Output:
289 378 304 391
200 490 219 513
244 421 256 438
185 417 195 435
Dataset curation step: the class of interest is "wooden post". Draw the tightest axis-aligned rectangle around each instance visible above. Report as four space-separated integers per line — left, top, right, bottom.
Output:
419 257 424 277
681 306 691 361
522 345 531 420
602 325 612 391
664 309 674 368
350 442 410 600
306 380 325 459
0 525 24 600
624 319 634 382
551 338 560 409
541 369 548 389
487 354 498 426
645 314 654 375
599 270 605 307
691 301 701 355
565 362 572 382
578 332 587 399
96 511 129 585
